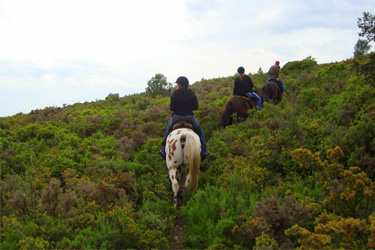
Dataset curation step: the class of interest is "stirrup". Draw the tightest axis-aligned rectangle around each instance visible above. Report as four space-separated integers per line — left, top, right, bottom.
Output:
201 151 209 161
159 150 166 160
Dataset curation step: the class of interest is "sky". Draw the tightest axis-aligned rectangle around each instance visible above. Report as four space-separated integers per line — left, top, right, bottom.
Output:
1 0 374 117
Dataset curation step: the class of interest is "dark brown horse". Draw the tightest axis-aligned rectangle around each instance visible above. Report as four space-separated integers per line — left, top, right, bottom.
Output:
263 79 282 104
219 96 255 128
254 88 264 105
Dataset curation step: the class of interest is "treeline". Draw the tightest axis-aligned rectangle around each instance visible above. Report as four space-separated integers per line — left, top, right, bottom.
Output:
1 54 375 249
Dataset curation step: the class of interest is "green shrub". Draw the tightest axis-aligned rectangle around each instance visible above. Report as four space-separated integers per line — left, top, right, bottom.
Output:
282 57 318 75
182 185 260 249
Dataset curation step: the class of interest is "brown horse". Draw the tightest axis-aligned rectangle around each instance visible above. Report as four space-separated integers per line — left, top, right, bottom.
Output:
263 79 282 104
219 96 255 128
254 88 264 105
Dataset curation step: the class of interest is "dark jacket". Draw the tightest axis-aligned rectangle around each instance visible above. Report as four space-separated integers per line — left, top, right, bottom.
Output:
233 75 254 96
170 89 198 115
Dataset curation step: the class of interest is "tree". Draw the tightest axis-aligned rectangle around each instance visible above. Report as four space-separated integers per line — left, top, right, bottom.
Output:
354 39 371 58
145 73 171 97
357 12 375 42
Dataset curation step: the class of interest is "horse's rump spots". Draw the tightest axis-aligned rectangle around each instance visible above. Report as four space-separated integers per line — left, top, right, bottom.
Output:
168 139 177 160
171 139 177 152
165 128 201 208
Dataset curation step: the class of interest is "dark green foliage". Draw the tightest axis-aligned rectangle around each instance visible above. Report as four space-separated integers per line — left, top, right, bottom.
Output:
281 56 318 75
181 185 260 249
145 73 172 97
354 52 375 85
354 39 371 58
1 54 375 249
357 12 375 42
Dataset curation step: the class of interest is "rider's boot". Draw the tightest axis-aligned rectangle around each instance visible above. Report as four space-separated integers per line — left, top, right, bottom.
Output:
160 138 167 160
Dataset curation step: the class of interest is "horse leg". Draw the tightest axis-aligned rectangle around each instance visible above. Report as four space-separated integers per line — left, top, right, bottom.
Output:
168 166 179 207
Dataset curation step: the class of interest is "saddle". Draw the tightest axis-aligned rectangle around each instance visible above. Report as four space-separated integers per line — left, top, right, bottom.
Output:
172 117 194 131
236 95 254 109
161 118 196 147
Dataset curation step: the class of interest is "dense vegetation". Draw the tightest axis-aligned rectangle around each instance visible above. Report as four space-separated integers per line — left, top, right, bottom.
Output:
1 53 375 249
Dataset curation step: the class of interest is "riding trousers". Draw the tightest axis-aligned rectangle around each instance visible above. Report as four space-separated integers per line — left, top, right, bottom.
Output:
246 92 262 111
161 114 208 155
268 75 286 92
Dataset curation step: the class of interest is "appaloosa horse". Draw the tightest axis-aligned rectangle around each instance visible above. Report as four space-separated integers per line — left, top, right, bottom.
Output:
165 121 201 208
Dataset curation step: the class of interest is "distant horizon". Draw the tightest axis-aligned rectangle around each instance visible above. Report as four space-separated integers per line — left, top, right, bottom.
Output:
1 0 374 117
0 55 352 118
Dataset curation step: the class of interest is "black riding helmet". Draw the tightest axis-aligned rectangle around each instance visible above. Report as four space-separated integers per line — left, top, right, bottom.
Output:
237 67 245 74
175 76 189 88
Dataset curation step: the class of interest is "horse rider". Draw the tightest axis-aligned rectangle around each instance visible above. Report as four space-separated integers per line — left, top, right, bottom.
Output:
268 60 286 95
160 76 209 161
234 67 262 111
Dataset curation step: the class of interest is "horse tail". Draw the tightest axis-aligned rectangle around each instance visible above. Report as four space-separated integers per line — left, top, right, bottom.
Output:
264 84 271 103
220 101 233 128
185 134 200 192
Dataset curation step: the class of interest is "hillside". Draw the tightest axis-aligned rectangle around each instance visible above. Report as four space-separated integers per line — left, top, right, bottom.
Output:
1 54 375 249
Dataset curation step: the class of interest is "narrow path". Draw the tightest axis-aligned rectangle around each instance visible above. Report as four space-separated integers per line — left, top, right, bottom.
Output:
169 215 187 249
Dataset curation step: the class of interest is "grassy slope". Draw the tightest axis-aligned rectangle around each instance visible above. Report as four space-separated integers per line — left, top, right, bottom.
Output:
1 56 375 249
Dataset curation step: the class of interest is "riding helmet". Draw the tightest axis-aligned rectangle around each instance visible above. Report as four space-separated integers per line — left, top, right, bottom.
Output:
175 76 189 87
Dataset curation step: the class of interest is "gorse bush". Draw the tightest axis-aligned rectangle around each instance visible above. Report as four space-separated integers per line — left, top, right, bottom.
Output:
281 56 318 75
1 54 375 249
182 185 260 249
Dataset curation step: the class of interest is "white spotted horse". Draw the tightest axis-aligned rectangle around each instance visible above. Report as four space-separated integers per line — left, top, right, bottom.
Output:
165 118 201 208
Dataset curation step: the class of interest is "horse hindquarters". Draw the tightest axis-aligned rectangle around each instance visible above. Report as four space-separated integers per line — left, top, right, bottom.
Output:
166 129 201 207
264 84 271 103
166 132 184 207
264 82 280 104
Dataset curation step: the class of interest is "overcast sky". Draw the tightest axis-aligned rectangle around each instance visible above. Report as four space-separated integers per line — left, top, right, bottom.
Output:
1 0 374 117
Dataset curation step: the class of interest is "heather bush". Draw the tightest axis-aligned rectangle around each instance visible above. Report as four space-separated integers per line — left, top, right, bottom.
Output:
1 56 375 249
252 196 310 248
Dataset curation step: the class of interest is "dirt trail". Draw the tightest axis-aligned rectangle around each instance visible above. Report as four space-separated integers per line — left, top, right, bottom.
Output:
169 215 187 249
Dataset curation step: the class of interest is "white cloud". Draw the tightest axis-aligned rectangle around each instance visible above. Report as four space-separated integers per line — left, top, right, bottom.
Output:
1 0 375 116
